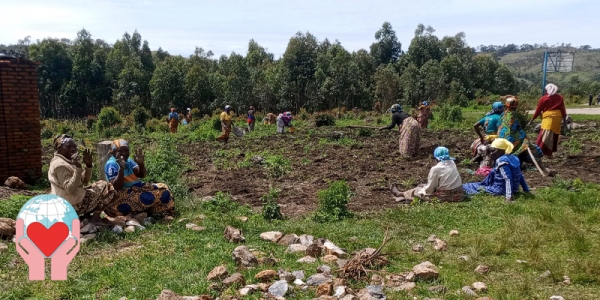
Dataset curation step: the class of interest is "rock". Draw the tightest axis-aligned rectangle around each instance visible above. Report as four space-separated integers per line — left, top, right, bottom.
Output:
255 270 278 282
333 278 347 288
156 289 210 300
412 261 439 280
224 226 245 243
80 234 96 244
251 155 264 164
316 283 333 296
331 131 344 140
292 270 305 280
4 176 26 189
427 234 437 242
427 285 447 294
516 260 528 264
277 234 299 246
268 280 289 298
449 230 459 236
433 239 447 251
412 244 424 252
391 282 416 292
124 226 136 233
260 231 283 243
298 234 314 246
365 285 386 299
340 295 357 300
286 243 307 253
112 225 124 234
384 274 403 287
163 216 175 223
80 223 97 234
459 255 470 261
306 243 322 257
323 241 347 258
232 246 257 267
107 216 128 227
237 216 248 222
118 297 127 300
126 219 145 230
258 283 270 292
293 278 305 286
562 276 571 285
334 286 347 298
206 265 228 281
462 286 477 296
307 273 333 286
337 259 348 268
538 270 551 279
239 285 257 296
550 296 565 300
278 270 296 283
259 256 278 267
323 254 339 263
0 218 16 238
475 265 490 274
472 282 488 292
222 273 245 287
297 256 317 263
142 217 155 226
370 274 383 286
186 223 205 232
404 272 416 282
317 265 331 274
0 242 8 253
133 212 148 222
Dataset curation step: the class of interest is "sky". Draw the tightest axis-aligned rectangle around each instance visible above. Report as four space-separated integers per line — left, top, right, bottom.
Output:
2 0 598 58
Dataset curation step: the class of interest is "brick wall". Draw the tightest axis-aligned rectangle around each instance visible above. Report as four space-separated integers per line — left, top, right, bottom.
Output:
0 57 42 184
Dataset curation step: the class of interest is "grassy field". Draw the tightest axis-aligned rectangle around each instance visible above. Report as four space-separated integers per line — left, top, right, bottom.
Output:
1 110 600 300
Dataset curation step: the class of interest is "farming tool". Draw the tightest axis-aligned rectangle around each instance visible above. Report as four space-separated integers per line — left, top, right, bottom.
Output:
343 125 380 129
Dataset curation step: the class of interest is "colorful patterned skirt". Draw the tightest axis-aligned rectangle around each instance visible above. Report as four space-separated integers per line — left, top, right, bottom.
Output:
73 181 117 215
104 182 175 217
399 117 421 157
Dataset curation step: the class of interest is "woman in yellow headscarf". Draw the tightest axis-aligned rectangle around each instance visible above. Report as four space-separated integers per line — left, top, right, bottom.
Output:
528 83 567 157
462 138 530 202
104 139 175 217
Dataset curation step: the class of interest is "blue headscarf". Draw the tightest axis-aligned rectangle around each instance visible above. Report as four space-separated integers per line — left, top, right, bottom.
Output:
422 101 429 106
433 146 455 161
390 104 402 113
485 102 504 116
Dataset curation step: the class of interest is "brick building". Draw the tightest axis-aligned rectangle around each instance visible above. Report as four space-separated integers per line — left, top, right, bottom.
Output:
0 54 42 184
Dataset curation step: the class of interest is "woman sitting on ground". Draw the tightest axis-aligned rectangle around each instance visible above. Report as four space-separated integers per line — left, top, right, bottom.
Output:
390 146 465 203
463 138 530 202
471 102 504 172
379 104 421 157
104 139 175 217
49 134 117 225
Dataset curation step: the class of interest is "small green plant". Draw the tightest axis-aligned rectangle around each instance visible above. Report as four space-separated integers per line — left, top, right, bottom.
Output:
261 187 283 221
358 128 372 137
263 155 291 178
203 192 241 213
436 105 463 123
563 139 582 156
314 180 354 222
132 107 151 129
190 108 202 120
315 114 335 127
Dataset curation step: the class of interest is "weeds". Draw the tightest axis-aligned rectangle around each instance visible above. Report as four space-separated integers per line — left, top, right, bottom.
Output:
261 187 283 222
263 155 291 178
314 180 354 222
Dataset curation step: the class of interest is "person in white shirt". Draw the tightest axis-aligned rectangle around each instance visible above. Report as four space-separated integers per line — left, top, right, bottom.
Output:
390 146 465 203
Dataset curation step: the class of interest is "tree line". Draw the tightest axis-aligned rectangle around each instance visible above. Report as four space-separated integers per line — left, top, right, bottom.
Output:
1 23 525 119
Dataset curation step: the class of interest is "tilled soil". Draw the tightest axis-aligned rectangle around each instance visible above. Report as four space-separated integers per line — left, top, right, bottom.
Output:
182 126 600 217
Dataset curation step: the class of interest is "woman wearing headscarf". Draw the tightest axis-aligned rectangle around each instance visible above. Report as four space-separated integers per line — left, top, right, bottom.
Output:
496 95 544 169
184 108 192 125
247 106 256 132
49 134 117 224
528 83 567 157
471 102 504 172
217 105 233 144
416 101 433 129
104 139 175 217
277 112 293 133
390 147 464 203
168 108 179 133
379 104 421 157
463 138 530 202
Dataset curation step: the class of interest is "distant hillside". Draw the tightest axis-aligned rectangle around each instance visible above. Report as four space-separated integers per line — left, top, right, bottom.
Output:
497 47 600 86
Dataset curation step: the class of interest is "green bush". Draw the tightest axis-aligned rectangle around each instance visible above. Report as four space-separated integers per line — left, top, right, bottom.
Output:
213 117 222 131
261 187 283 221
315 114 335 127
97 107 122 136
436 105 463 123
132 107 151 129
202 192 242 213
314 180 354 222
146 118 169 133
190 108 202 121
86 115 97 130
263 155 291 178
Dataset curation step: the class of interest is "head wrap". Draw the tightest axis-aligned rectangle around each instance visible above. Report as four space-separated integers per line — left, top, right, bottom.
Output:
545 83 558 96
504 96 519 111
110 139 129 153
249 106 255 110
486 101 504 116
422 101 429 106
390 104 402 113
53 134 74 151
187 108 191 111
433 146 454 161
491 138 514 154
225 105 232 110
285 112 291 117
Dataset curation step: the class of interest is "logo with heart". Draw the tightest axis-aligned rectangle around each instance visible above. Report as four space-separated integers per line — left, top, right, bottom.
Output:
26 222 70 257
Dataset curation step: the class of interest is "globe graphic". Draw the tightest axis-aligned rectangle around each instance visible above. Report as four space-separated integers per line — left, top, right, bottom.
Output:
17 194 79 239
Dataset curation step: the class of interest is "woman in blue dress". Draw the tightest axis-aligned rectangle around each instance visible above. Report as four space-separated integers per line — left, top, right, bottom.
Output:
463 138 530 202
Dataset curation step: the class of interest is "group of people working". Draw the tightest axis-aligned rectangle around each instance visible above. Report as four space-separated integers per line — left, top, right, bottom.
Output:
389 83 568 203
216 105 294 144
167 108 193 133
48 135 175 226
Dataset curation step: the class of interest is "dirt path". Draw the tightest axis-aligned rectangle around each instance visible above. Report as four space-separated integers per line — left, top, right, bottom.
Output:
528 107 600 115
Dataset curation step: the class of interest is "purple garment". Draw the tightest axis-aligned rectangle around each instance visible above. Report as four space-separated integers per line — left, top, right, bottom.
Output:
281 115 292 126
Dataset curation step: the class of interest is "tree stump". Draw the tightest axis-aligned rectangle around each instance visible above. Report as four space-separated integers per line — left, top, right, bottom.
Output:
97 141 113 181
